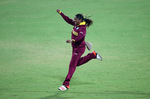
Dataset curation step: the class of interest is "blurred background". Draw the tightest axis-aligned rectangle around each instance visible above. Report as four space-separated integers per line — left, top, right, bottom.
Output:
0 0 150 99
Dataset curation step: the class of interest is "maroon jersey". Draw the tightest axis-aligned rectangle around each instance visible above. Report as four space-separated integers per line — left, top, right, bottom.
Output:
59 12 86 48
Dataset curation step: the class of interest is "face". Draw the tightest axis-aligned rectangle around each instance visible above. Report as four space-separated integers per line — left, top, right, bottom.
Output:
74 16 82 25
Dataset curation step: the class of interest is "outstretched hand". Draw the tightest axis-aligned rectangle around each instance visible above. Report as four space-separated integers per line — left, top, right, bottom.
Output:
66 40 72 43
56 9 60 13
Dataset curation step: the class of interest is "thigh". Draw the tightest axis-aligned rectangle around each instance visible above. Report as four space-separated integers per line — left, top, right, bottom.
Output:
71 47 85 64
73 47 85 58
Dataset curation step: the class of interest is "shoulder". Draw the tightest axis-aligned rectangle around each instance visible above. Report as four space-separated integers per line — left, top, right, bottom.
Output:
79 25 86 29
79 25 86 31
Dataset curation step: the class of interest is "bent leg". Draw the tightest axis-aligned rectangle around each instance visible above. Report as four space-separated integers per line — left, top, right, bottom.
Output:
77 52 96 66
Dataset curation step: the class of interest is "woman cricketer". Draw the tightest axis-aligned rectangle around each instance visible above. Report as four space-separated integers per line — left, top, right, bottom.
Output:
56 9 102 91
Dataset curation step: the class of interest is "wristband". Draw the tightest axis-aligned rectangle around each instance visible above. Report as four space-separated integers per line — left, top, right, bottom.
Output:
59 11 62 14
72 39 75 42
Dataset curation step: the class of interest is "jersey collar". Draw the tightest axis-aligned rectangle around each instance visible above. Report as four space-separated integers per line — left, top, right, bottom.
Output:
79 21 86 26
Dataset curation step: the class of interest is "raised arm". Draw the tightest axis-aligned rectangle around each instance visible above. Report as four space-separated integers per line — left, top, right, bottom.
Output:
57 9 75 26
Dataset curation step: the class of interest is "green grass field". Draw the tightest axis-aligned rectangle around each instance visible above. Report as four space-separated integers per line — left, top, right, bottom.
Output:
0 0 150 99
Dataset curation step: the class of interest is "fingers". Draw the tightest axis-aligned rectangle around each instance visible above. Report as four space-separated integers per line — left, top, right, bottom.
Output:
66 40 70 43
66 40 72 43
